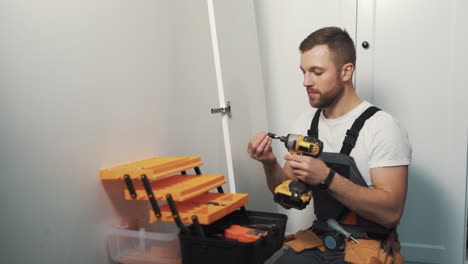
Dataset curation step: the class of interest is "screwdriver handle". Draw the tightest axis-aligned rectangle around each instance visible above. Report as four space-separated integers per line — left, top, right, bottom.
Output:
326 219 351 238
326 219 360 244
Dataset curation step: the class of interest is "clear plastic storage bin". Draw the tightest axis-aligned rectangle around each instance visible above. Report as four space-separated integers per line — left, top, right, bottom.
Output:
108 226 181 264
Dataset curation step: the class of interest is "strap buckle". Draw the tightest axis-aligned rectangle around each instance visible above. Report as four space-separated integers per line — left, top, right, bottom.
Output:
308 128 318 138
343 129 359 148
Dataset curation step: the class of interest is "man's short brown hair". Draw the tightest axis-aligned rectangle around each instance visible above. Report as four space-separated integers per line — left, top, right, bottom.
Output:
299 27 356 69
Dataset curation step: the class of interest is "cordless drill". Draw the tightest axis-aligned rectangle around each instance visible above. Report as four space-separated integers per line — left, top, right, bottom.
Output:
268 133 323 209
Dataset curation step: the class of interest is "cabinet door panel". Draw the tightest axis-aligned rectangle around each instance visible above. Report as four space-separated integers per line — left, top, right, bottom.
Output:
167 0 229 186
371 0 468 263
211 0 273 211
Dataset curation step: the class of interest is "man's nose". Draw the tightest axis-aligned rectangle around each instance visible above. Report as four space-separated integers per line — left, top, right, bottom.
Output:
303 73 314 87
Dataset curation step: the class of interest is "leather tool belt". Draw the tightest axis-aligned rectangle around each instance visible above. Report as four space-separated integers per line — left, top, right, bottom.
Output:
284 229 404 264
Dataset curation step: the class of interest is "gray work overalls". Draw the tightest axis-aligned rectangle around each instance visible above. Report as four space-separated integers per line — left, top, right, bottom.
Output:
309 106 395 239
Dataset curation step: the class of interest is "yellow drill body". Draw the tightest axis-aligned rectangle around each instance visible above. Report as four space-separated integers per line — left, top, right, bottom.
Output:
268 133 324 209
285 134 323 157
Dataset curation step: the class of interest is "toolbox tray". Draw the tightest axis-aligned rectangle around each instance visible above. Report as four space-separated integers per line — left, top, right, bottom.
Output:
151 193 249 225
100 156 203 181
179 210 287 264
125 174 226 201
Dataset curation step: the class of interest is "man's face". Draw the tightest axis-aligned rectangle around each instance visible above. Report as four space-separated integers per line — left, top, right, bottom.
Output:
300 45 344 109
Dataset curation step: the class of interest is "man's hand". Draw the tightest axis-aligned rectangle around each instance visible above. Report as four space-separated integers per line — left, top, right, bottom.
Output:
248 132 288 191
247 132 277 165
283 154 329 185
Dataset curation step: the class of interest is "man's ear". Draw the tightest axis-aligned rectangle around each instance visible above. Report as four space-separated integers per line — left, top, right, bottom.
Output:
341 63 354 82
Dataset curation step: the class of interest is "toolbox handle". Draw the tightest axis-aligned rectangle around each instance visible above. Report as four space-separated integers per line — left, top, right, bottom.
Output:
191 215 206 238
123 174 137 199
141 174 161 218
166 194 191 235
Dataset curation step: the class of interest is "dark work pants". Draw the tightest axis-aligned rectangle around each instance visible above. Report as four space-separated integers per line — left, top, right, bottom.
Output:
274 247 346 264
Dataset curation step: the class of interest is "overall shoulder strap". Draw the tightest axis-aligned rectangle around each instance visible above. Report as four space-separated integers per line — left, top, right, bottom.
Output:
308 109 322 138
340 106 381 155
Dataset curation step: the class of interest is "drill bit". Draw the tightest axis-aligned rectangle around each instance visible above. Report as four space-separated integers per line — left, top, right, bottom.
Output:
267 132 279 139
268 133 287 142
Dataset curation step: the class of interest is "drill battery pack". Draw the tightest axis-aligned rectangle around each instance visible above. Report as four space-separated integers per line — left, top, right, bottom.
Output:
273 179 312 210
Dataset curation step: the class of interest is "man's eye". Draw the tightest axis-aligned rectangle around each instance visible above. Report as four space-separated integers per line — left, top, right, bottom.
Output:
314 72 323 75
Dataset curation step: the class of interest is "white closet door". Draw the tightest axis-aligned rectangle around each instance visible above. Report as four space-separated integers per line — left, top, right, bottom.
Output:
166 0 229 185
362 0 468 263
209 0 273 211
167 0 272 211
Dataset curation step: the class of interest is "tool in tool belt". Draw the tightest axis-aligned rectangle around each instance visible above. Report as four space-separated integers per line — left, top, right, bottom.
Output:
323 219 360 251
268 132 323 209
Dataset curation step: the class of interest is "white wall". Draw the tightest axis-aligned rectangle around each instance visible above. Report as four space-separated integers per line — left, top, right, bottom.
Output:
456 1 468 262
0 1 170 263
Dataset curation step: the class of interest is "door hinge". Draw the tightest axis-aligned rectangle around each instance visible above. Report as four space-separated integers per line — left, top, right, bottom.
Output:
211 101 231 117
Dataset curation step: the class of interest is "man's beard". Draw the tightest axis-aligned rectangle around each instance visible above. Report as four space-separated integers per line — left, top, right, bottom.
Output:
309 81 345 109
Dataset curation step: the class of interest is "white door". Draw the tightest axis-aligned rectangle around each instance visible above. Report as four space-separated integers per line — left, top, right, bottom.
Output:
359 0 468 263
166 0 275 212
166 0 228 183
209 0 274 211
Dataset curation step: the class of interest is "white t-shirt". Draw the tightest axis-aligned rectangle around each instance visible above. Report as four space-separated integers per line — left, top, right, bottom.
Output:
291 101 412 186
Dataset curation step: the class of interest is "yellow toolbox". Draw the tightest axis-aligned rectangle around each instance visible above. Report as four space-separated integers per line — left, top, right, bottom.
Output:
100 156 248 225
